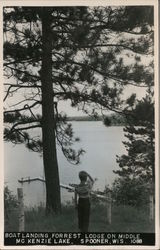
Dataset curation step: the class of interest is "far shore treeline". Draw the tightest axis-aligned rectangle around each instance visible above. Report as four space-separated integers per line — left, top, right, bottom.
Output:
67 113 126 126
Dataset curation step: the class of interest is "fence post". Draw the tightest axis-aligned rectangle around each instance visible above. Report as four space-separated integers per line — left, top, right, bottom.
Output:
106 191 112 224
17 188 25 231
149 193 154 221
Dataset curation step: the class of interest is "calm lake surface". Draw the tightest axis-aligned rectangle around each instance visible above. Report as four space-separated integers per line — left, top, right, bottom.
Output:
4 122 126 206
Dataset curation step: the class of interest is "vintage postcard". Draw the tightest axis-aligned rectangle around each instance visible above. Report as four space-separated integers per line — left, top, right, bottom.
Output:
0 0 159 249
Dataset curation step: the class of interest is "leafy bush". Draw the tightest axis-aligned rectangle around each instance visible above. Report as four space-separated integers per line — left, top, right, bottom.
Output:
4 186 19 231
111 177 149 207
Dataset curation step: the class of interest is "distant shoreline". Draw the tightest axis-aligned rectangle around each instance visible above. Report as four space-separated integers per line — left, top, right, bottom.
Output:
67 115 126 126
67 116 102 122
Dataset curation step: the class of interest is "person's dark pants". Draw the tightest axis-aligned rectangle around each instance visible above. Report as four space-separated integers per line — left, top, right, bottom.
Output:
78 197 90 232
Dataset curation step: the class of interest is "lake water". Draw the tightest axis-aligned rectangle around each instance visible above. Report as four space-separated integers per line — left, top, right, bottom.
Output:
4 122 126 207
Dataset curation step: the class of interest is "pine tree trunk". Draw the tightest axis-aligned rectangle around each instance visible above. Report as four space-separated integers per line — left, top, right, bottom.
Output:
41 8 61 214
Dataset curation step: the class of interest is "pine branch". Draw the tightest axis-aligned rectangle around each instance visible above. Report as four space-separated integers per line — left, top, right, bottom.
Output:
4 101 41 114
3 57 41 66
3 85 12 102
4 84 41 102
4 65 40 80
10 120 40 131
14 124 41 131
55 43 151 55
54 52 150 86
4 83 42 89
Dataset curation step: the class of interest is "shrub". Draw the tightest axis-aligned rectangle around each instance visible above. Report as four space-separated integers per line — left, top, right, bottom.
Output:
111 177 149 207
4 186 19 231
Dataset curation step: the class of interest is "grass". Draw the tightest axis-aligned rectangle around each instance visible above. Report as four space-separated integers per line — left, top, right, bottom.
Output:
5 202 155 232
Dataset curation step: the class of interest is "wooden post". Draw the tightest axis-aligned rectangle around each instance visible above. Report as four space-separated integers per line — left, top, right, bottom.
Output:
17 188 25 231
149 193 154 221
106 191 111 224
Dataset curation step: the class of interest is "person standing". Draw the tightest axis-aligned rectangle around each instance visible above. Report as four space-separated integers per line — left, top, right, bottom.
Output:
75 171 94 232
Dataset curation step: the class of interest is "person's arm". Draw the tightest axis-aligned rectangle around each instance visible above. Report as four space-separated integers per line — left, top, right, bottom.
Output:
86 172 95 191
87 172 94 185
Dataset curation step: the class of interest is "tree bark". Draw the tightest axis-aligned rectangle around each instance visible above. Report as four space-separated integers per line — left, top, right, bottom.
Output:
41 8 61 213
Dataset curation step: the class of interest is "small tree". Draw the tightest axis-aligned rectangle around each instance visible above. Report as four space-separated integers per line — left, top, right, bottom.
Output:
115 93 154 183
113 90 154 206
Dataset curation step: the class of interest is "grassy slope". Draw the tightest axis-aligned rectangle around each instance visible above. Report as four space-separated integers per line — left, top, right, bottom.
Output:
5 203 155 232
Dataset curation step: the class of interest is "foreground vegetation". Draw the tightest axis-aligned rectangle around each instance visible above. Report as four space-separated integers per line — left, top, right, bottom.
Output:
5 202 154 233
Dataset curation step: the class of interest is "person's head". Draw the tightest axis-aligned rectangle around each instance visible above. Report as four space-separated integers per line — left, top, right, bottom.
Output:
79 171 87 183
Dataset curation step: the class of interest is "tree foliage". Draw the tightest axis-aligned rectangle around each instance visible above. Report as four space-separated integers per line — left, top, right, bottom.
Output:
115 91 154 183
112 177 149 207
103 113 126 126
4 186 18 223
